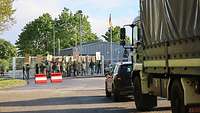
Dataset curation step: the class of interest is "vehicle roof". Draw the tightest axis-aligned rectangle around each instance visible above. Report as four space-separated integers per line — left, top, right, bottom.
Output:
115 62 132 65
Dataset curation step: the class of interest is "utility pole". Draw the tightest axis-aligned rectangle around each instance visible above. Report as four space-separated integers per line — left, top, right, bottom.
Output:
58 38 60 56
109 13 113 64
110 27 113 64
53 23 56 57
80 14 83 57
78 10 83 57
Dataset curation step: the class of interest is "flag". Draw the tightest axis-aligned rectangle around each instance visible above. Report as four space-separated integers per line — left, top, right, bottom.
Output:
109 13 112 27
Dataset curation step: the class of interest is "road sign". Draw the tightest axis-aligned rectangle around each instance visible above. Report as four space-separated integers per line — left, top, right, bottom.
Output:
47 55 52 61
96 52 101 60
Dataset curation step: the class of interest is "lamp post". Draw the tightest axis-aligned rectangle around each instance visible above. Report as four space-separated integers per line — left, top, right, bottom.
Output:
53 22 56 57
78 10 83 57
110 27 112 64
109 14 113 64
58 38 60 56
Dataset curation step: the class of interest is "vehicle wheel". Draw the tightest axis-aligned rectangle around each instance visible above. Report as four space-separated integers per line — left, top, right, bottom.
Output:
112 85 120 101
134 76 157 111
105 83 111 97
113 90 120 101
171 79 188 113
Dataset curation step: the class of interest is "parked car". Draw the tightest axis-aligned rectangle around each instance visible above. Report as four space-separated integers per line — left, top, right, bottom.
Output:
112 62 133 101
105 64 116 97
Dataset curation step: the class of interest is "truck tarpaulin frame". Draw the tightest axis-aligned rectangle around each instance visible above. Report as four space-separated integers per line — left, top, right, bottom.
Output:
140 0 200 45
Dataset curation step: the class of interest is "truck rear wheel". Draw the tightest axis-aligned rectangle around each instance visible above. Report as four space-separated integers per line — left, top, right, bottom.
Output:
112 84 121 101
171 79 188 113
134 76 157 111
113 91 120 101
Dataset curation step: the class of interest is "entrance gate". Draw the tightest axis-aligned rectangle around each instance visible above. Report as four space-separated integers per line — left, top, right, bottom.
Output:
9 55 104 79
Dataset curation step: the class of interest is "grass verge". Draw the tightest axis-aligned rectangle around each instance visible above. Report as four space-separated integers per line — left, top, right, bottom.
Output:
0 78 27 89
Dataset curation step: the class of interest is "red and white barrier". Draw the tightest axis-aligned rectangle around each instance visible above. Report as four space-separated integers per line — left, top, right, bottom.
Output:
50 72 62 83
35 74 47 84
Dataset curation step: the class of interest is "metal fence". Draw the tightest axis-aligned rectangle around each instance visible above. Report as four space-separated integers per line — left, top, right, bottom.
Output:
5 55 104 79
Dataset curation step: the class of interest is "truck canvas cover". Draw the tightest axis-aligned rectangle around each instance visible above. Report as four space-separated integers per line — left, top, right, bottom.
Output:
141 0 200 45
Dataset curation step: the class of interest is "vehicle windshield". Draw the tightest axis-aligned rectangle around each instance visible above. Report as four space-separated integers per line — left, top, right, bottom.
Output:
119 64 132 75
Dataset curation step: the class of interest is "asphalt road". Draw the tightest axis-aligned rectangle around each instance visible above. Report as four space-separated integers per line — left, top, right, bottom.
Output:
0 77 171 113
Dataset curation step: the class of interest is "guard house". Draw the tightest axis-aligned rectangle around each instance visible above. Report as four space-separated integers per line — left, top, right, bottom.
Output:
59 41 130 64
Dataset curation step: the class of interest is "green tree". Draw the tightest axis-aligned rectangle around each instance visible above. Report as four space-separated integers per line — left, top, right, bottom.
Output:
54 8 76 48
102 26 130 44
16 8 97 56
0 0 15 32
0 39 16 72
0 59 9 72
16 13 54 56
55 8 97 49
102 26 121 43
0 38 16 59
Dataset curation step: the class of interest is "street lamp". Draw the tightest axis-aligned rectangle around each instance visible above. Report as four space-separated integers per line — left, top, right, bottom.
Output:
58 38 60 56
53 22 56 57
78 10 83 56
110 27 112 64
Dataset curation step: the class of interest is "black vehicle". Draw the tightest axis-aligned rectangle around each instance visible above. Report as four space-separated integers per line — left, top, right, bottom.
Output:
112 62 133 101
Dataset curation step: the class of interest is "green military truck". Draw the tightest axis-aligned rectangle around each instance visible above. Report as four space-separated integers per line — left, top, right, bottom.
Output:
120 0 200 113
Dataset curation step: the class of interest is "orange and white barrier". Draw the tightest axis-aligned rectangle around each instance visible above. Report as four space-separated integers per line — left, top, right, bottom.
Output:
35 74 47 84
50 72 62 83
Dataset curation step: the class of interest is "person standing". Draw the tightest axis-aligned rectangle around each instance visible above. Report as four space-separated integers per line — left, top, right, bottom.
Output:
52 62 58 73
89 60 94 75
35 64 39 74
67 58 72 77
44 60 50 76
77 62 81 76
60 62 64 73
26 64 30 80
40 63 45 74
73 61 77 77
46 61 51 78
82 61 86 76
97 61 101 74
22 65 25 80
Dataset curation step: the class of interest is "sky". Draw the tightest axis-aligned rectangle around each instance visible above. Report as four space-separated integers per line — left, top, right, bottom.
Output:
0 0 139 44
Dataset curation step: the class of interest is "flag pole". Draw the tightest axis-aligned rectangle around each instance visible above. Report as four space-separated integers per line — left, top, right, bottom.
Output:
109 14 113 64
110 26 112 64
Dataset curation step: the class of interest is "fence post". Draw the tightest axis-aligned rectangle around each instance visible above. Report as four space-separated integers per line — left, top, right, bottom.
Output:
12 57 16 78
101 55 104 76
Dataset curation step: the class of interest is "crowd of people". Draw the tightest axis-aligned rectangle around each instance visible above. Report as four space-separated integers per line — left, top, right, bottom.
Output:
31 58 102 78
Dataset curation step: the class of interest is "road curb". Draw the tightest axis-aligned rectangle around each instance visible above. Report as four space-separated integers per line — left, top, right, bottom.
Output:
64 75 105 79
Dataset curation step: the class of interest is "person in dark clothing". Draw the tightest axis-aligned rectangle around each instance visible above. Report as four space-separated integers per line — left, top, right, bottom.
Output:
35 64 39 74
67 58 73 76
40 63 45 74
73 61 77 77
45 61 51 77
82 61 86 76
26 64 30 80
97 61 101 74
60 63 63 73
56 63 60 72
22 65 25 80
52 62 58 72
89 60 94 75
